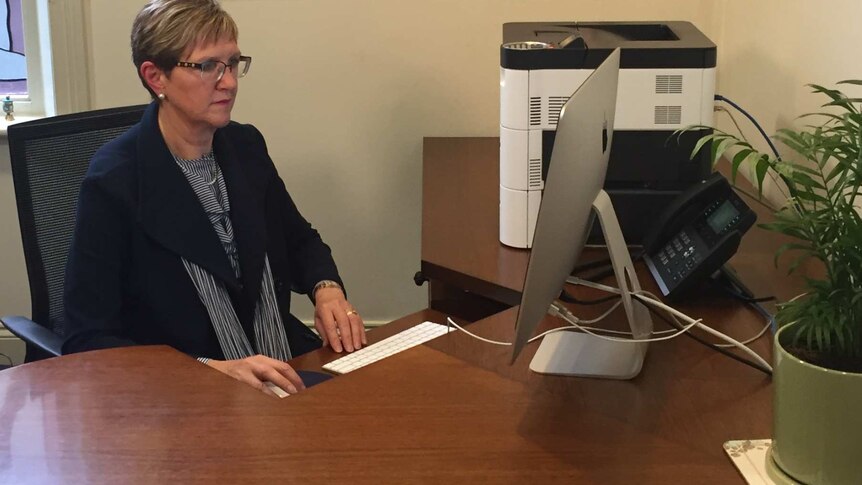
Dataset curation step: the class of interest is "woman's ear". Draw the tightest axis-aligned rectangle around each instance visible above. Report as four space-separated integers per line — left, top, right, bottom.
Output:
140 61 167 96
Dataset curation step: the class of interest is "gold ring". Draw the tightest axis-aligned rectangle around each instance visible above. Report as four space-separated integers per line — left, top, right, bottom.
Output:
346 310 358 316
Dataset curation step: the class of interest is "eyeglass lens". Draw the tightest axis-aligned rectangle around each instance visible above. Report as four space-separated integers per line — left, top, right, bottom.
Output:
201 58 250 81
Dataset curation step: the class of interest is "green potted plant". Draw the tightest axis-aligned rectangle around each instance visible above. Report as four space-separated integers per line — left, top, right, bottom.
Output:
693 81 862 484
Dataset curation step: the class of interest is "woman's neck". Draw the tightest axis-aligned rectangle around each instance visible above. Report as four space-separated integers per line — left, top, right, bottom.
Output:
157 106 214 160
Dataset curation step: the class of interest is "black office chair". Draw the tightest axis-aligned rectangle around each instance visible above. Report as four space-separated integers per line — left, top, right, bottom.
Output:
2 105 147 363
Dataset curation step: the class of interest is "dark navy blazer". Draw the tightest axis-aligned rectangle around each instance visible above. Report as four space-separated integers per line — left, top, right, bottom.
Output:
62 102 340 359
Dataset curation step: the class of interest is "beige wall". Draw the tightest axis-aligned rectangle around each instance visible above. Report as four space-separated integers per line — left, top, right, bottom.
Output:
717 0 862 132
714 0 862 201
7 0 856 328
0 139 30 318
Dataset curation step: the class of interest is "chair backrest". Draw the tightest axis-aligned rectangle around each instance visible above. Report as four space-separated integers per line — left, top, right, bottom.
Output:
7 105 147 359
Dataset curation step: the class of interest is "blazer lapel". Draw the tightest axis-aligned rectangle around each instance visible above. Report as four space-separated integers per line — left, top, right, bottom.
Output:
213 128 266 304
136 103 240 290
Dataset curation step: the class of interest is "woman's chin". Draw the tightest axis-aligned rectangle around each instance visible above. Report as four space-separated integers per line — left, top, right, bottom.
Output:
208 113 233 129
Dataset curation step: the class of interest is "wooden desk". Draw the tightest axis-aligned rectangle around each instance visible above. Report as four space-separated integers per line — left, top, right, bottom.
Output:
0 137 790 483
0 308 771 484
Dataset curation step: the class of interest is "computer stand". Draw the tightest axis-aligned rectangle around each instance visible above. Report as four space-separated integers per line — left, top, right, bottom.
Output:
529 190 655 379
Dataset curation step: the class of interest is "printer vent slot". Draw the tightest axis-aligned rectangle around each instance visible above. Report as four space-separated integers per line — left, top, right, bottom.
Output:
547 96 569 126
654 106 682 125
528 158 542 188
655 75 683 94
529 97 542 126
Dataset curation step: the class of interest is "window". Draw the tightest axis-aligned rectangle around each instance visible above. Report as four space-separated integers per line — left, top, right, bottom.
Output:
1 0 92 125
1 0 27 96
0 0 60 122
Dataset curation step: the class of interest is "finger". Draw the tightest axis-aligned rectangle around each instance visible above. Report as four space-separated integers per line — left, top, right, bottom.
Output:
319 307 343 352
259 382 278 397
257 365 299 394
314 316 329 348
250 356 303 393
332 307 354 352
264 381 290 398
274 362 306 391
356 313 367 345
235 367 273 395
347 311 364 350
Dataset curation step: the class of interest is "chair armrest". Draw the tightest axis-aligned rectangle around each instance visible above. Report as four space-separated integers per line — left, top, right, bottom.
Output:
0 315 62 357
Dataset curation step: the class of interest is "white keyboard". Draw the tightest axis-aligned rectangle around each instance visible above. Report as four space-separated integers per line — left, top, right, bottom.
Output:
322 321 454 375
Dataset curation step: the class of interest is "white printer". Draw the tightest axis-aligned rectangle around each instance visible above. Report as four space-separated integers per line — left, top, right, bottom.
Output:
500 21 716 248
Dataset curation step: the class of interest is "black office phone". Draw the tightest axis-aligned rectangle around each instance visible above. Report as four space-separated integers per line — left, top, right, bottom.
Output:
642 173 756 299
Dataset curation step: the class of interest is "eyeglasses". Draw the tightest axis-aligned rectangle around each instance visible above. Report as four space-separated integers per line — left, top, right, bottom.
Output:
175 55 252 82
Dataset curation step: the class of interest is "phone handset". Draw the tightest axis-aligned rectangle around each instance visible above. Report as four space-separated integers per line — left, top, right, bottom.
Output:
643 173 756 299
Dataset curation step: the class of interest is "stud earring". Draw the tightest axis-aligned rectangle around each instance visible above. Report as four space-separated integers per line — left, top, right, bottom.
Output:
157 93 166 101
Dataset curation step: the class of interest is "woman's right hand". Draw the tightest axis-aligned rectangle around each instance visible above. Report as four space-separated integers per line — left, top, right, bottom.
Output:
206 355 306 397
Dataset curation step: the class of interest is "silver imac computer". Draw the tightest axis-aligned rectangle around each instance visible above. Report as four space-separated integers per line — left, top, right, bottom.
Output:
510 49 654 379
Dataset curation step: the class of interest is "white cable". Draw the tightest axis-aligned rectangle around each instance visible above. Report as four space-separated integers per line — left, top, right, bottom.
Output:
553 295 677 336
551 304 702 343
445 278 775 372
556 299 680 336
528 324 601 343
445 304 681 348
445 317 511 346
444 315 666 347
566 276 621 294
715 318 771 347
568 276 773 371
630 292 772 371
528 320 686 343
552 298 680 337
634 289 772 350
557 299 623 324
551 298 686 339
712 292 804 348
449 306 768 369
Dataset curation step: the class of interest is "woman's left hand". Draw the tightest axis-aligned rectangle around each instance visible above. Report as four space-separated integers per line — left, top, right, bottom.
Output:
313 287 367 353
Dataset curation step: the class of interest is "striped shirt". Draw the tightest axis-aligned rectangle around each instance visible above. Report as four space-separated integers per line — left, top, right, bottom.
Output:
173 150 240 277
172 149 292 361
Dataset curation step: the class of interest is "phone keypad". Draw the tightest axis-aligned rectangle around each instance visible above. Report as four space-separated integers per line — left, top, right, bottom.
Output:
645 186 757 298
652 228 705 287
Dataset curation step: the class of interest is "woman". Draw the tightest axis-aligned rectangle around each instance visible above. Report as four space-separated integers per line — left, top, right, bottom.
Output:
63 0 366 396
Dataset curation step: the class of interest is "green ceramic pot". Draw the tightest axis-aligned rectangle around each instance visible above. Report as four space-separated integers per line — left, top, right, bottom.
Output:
767 323 862 484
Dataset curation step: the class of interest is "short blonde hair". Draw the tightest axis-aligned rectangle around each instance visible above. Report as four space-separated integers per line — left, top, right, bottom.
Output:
131 0 238 97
